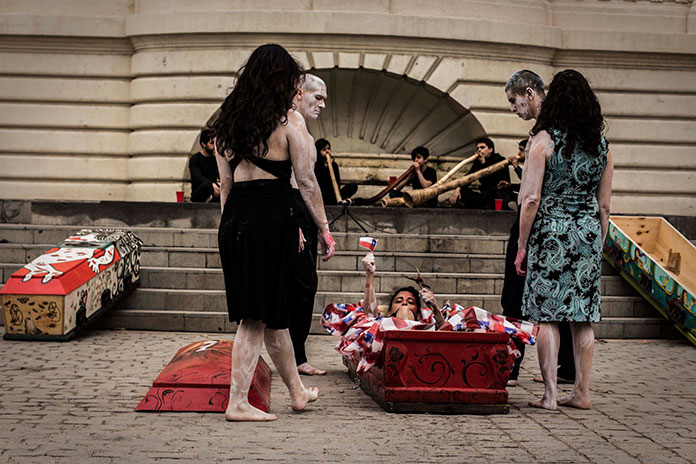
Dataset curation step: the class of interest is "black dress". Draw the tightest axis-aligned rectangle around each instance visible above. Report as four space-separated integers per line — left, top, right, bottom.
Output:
218 157 298 329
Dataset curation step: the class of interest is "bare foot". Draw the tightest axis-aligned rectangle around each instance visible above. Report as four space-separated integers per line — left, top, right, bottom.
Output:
225 400 277 421
298 362 327 376
558 393 591 410
291 386 319 412
529 397 557 410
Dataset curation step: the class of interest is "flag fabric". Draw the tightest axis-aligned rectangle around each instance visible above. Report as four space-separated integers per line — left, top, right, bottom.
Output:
358 237 378 252
322 301 539 374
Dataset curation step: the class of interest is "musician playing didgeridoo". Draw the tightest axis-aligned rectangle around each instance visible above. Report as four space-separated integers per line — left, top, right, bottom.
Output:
389 146 438 208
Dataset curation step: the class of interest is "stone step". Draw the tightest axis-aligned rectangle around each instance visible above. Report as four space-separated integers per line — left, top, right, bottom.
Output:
99 308 675 340
0 224 509 253
117 288 655 319
0 243 508 273
1 200 521 236
134 266 635 297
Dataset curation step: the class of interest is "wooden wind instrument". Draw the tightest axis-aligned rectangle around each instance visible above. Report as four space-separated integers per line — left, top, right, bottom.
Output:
353 165 416 206
402 156 520 208
324 152 342 203
433 154 479 186
379 197 406 207
380 154 477 207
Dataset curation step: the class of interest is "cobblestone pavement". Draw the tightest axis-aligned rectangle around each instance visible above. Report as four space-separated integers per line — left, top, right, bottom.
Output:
1 329 694 463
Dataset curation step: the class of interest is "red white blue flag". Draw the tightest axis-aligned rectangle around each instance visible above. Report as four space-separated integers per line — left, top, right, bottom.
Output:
359 237 378 252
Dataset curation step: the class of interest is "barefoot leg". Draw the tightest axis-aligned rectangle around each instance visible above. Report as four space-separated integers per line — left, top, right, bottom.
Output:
264 328 319 412
529 322 559 410
225 319 278 421
559 322 594 409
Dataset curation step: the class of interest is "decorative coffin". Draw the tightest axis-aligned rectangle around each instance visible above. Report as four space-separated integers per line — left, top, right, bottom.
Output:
604 216 696 346
137 340 271 413
0 229 142 341
345 330 511 414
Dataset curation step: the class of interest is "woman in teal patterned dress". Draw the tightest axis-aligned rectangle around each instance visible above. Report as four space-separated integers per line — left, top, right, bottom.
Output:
515 70 614 410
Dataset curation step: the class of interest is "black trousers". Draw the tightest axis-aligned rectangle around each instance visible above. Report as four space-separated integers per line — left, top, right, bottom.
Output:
191 182 220 203
288 190 318 366
501 211 575 381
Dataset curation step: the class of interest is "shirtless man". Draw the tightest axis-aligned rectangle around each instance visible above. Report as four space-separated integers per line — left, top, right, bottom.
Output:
288 74 330 376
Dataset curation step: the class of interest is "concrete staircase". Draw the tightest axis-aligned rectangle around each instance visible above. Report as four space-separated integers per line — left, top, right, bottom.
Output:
0 200 686 339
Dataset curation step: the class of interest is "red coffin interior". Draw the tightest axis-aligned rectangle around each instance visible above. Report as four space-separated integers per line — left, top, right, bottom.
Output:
137 340 271 413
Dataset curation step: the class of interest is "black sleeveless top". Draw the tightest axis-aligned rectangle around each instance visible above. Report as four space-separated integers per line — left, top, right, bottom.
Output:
230 156 292 180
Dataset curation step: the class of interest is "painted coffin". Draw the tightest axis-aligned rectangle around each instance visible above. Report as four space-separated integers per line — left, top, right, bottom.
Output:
136 340 271 413
0 229 142 341
604 216 696 346
345 330 511 414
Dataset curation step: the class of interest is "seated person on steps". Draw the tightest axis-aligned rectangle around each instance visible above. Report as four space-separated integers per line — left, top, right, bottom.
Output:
449 137 510 209
496 138 527 211
314 138 358 205
389 146 438 208
188 129 220 203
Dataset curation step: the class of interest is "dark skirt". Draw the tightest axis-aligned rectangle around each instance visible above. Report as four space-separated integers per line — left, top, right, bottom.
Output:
218 179 298 329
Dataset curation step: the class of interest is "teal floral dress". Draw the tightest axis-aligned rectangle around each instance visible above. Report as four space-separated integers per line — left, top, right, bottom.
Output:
522 128 608 322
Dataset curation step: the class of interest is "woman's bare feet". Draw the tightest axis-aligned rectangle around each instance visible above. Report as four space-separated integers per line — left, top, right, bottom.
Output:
225 400 277 421
291 386 319 412
298 362 327 376
529 396 557 410
558 393 591 409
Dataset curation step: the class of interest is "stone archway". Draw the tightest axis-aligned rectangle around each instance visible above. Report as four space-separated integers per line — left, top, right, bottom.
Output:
307 67 486 158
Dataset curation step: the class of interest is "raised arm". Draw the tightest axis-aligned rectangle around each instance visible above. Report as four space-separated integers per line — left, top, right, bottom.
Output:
362 252 378 317
287 112 335 260
597 148 614 243
214 146 233 214
515 130 553 276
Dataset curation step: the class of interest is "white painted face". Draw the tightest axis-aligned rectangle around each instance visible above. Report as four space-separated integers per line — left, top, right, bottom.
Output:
506 89 533 121
297 84 327 121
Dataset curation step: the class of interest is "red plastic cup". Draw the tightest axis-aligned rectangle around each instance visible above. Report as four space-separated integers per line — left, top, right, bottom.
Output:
494 199 503 210
176 191 184 203
389 176 397 185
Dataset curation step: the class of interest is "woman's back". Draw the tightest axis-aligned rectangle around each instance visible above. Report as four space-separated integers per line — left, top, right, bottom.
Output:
540 128 607 215
232 113 301 183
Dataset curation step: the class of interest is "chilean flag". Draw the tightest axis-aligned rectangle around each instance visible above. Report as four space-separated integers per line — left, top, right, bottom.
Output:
359 237 378 252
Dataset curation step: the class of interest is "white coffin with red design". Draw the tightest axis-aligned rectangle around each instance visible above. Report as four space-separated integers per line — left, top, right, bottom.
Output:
1 229 142 340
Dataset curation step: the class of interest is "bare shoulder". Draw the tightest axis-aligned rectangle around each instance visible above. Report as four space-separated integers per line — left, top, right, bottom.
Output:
530 130 555 157
286 110 308 133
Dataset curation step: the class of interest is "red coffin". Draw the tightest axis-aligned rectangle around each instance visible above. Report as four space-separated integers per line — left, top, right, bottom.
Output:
137 340 271 413
345 330 511 414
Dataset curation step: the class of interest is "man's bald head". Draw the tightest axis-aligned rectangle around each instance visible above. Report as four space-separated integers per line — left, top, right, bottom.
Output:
300 74 325 93
296 74 327 120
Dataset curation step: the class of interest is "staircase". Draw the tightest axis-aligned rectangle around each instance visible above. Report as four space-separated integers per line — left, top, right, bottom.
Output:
0 199 684 339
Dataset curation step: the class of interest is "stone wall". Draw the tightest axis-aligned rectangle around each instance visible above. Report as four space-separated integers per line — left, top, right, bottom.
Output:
0 0 694 215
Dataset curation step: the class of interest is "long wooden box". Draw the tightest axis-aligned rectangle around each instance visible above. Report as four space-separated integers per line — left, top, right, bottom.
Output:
137 340 271 413
604 216 696 345
345 330 511 414
0 229 142 341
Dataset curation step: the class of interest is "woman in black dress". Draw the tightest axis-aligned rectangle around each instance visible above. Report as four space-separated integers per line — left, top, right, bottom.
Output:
212 44 335 421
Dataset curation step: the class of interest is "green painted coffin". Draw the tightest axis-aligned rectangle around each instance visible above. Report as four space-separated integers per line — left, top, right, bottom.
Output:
604 216 696 346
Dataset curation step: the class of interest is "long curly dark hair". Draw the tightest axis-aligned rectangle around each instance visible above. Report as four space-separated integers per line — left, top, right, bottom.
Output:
530 69 605 158
211 44 304 161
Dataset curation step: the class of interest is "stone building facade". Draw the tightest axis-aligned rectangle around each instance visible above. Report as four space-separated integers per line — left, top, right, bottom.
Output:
0 0 694 215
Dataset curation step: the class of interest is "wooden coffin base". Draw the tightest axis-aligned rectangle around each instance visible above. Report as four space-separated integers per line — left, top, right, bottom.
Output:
137 340 271 413
2 281 138 342
344 330 511 414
